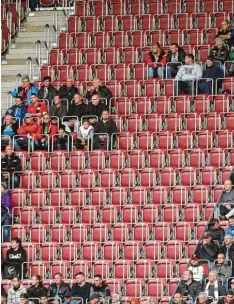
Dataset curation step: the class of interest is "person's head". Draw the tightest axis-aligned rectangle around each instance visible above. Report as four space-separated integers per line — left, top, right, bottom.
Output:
1 182 8 193
54 273 63 285
22 76 30 88
64 291 73 304
190 256 199 266
170 43 179 54
225 291 234 304
208 271 217 283
209 218 220 230
43 76 52 88
68 117 77 127
91 94 100 106
102 110 109 121
82 120 90 130
40 295 48 304
75 272 85 285
152 43 161 54
93 78 101 89
202 232 212 244
173 293 183 304
198 292 208 304
182 270 193 283
131 298 140 304
216 38 224 49
221 20 230 31
206 57 214 68
228 216 234 227
66 77 73 88
5 145 13 156
112 293 121 304
15 96 23 106
11 277 21 288
90 293 99 304
24 113 33 124
31 274 41 286
73 93 82 104
54 95 61 106
94 275 103 287
217 253 226 265
4 114 13 126
43 114 51 124
185 53 194 65
58 127 66 137
11 237 22 250
224 234 233 246
20 294 29 304
30 93 38 105
224 179 233 192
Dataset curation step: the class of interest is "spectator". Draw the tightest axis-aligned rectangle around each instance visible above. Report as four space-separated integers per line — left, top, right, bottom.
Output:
227 44 234 76
27 94 47 118
131 299 140 304
55 127 70 151
89 294 99 304
194 232 219 263
12 76 38 105
204 271 226 301
20 294 34 304
3 237 27 279
216 20 234 48
73 120 94 150
1 115 18 147
14 113 39 151
206 218 225 246
1 182 12 213
63 292 77 304
1 145 21 188
139 299 151 304
209 40 229 72
85 79 112 107
35 114 58 150
166 43 186 78
38 76 57 102
147 43 167 79
1 205 12 242
71 272 91 304
230 280 234 293
111 293 121 304
219 180 234 220
83 94 107 125
93 110 117 150
212 253 232 284
199 57 223 94
58 78 78 102
5 97 27 122
176 270 203 301
39 295 48 304
27 275 47 302
197 292 210 304
219 234 234 276
171 293 186 304
7 277 26 304
47 273 70 302
188 257 204 282
224 291 234 304
90 275 111 299
49 95 67 120
2 292 7 304
175 53 202 95
67 94 87 121
63 117 79 134
225 217 234 239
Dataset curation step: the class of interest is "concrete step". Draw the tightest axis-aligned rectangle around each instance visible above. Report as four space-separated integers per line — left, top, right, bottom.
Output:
30 10 65 17
25 25 54 32
8 48 36 55
2 58 37 65
15 36 49 43
12 43 41 49
2 75 20 82
17 31 49 38
6 53 37 60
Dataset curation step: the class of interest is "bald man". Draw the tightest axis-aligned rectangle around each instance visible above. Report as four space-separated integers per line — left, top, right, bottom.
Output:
58 77 78 101
219 180 234 220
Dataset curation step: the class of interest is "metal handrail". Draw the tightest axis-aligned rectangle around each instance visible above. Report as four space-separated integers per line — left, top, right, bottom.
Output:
6 10 12 45
36 40 41 66
15 73 22 92
26 57 32 80
44 24 50 49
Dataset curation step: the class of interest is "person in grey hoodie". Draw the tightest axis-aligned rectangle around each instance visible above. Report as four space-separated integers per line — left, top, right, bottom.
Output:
7 277 26 304
219 179 234 220
212 253 232 284
175 53 202 95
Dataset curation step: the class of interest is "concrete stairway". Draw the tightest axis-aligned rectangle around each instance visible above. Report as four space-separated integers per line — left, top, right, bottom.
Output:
1 10 65 112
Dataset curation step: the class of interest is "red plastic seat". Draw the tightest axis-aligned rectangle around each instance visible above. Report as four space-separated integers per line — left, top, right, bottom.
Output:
41 242 58 261
154 222 171 241
151 186 168 205
133 223 150 242
100 168 116 188
125 279 143 297
30 224 47 243
100 205 118 224
122 205 139 223
123 241 142 261
157 259 175 279
81 242 99 261
175 222 192 241
93 260 111 279
114 260 133 279
160 167 176 187
184 204 200 223
147 279 164 297
61 242 79 261
201 166 217 186
40 206 57 225
51 224 67 243
145 241 162 261
61 206 79 224
135 259 154 278
113 223 129 242
103 242 120 260
81 206 97 224
168 149 185 168
142 204 159 223
166 241 184 260
92 223 109 242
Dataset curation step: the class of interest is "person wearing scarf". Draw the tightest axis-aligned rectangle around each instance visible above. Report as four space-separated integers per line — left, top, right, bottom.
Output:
204 271 226 302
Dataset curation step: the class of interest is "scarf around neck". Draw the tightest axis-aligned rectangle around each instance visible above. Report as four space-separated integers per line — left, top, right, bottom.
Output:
205 280 219 300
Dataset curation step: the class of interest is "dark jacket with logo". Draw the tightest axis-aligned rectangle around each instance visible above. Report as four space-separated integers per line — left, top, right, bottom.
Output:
209 46 229 64
1 153 21 175
5 247 27 278
47 282 71 301
176 280 203 301
167 47 186 66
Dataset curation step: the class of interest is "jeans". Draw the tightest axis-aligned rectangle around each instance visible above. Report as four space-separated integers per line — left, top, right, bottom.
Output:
14 138 33 151
2 226 10 242
56 143 68 150
199 81 213 94
35 139 49 150
166 65 178 78
148 67 164 79
175 80 194 95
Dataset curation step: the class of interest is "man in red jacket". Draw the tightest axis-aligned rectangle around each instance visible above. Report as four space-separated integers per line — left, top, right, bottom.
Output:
35 113 58 150
27 94 47 118
14 113 39 151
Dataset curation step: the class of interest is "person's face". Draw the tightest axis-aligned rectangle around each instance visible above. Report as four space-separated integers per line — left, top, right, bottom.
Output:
226 295 234 304
206 59 213 67
112 295 119 303
225 235 233 245
40 297 48 304
83 122 89 130
54 96 60 105
58 129 65 137
213 222 219 229
11 240 19 250
170 45 178 54
102 111 109 120
209 273 216 282
43 79 50 87
199 295 207 304
76 274 85 284
224 180 232 192
5 116 13 125
191 259 198 265
217 43 223 49
93 80 100 89
64 297 72 304
66 79 73 87
173 294 182 304
31 276 39 286
90 299 98 304
231 283 234 289
91 96 100 106
185 56 192 65
69 119 76 126
203 236 211 244
74 94 81 104
25 117 33 124
229 218 234 227
54 275 62 284
217 254 225 264
43 115 50 124
20 298 28 304
5 146 13 156
152 45 159 53
182 271 191 282
221 21 229 30
1 186 5 192
15 98 23 106
22 79 29 88
12 278 20 287
94 277 102 287
31 95 38 104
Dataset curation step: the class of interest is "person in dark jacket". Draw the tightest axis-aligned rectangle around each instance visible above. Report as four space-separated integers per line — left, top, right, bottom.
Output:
49 95 67 120
1 182 12 213
166 43 186 78
1 115 18 149
199 57 223 94
1 205 12 242
58 78 78 102
67 93 87 121
204 271 226 302
147 43 167 79
212 253 232 284
55 127 70 151
216 20 234 48
89 275 111 299
47 273 70 302
219 180 234 220
5 97 27 123
27 275 47 304
38 76 57 102
194 232 219 263
83 95 107 126
206 218 225 245
176 270 203 301
71 272 91 304
209 39 229 72
1 145 21 188
219 234 234 276
93 110 117 150
12 76 38 105
171 293 187 304
3 237 27 279
85 79 112 108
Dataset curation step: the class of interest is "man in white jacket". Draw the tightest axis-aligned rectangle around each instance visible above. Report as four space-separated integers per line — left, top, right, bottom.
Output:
7 277 26 304
175 53 203 95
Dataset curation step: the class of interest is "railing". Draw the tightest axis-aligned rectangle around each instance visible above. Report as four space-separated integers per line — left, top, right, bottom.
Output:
25 57 32 80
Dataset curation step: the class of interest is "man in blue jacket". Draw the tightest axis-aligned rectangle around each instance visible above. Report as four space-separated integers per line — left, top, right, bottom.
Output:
12 76 38 105
5 96 27 122
225 216 234 239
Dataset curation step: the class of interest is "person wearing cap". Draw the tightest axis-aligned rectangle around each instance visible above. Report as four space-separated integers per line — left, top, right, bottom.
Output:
1 115 18 148
219 180 234 221
14 113 39 151
198 57 223 94
67 93 87 121
216 20 234 48
47 273 70 302
219 234 234 276
188 257 204 282
89 275 111 302
20 293 34 304
5 96 27 123
63 291 77 304
206 219 225 246
211 253 232 285
194 232 219 263
204 271 226 302
71 272 91 304
7 277 26 304
27 94 47 118
176 270 203 301
35 114 58 150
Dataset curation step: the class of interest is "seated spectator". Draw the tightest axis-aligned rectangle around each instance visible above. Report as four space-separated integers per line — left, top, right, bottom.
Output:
199 57 223 94
219 180 234 220
3 237 27 279
93 110 117 150
35 114 58 150
14 113 39 151
55 127 70 151
209 40 229 72
204 271 226 301
1 182 12 213
63 291 77 304
20 294 34 304
7 277 26 304
147 43 167 79
197 292 210 304
27 94 47 118
175 54 202 95
83 94 107 125
63 117 79 134
219 234 234 276
188 257 204 282
85 79 112 107
12 76 38 105
224 291 234 304
39 295 48 304
47 273 70 302
131 299 140 304
71 272 91 304
1 145 21 188
166 43 186 78
212 253 232 284
1 205 12 242
49 95 67 120
206 218 225 246
90 275 111 299
58 78 78 102
176 270 203 301
139 298 151 304
111 293 121 304
67 93 87 121
227 44 234 76
230 280 234 293
38 76 57 102
27 275 47 302
216 20 234 48
5 97 27 122
74 120 94 151
1 115 18 148
171 293 186 304
225 217 234 239
194 232 219 263
89 293 99 304
2 291 7 304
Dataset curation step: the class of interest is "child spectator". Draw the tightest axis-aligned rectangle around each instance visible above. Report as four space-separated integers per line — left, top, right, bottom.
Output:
74 120 94 150
188 257 204 282
55 127 70 151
